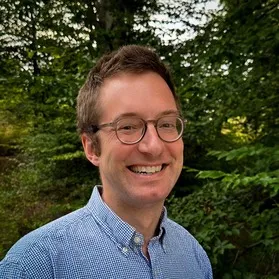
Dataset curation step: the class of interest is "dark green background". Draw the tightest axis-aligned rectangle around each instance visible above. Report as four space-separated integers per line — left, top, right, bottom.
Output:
1 0 278 277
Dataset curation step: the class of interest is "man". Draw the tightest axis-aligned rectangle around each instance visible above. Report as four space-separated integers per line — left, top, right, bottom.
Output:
0 45 212 278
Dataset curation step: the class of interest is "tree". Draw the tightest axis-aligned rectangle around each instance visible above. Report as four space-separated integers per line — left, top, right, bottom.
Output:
167 0 279 276
0 0 169 258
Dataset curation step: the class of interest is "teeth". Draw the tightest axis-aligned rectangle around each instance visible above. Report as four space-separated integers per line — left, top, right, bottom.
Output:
130 165 162 174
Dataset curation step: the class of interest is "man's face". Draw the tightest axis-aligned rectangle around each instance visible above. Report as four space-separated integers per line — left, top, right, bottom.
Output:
83 72 184 209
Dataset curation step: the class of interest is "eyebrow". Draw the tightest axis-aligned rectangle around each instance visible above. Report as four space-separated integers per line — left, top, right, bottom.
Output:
113 110 180 122
158 110 181 117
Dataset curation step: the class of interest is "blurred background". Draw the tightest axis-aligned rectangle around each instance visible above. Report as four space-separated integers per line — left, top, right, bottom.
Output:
0 0 278 277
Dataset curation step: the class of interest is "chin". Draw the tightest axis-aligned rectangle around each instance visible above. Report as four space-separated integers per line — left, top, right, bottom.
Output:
135 188 170 204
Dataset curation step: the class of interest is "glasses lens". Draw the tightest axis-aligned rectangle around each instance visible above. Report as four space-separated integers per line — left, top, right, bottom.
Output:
157 116 184 142
116 118 144 143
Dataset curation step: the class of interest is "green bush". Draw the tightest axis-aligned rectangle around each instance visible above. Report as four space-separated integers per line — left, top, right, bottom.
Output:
168 145 279 277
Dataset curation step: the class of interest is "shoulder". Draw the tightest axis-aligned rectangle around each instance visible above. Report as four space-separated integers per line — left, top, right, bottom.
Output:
164 217 197 242
0 206 92 277
164 218 204 252
164 218 213 278
165 218 208 253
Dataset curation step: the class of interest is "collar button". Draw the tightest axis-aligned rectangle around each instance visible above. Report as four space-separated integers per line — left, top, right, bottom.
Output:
122 247 128 253
133 236 141 244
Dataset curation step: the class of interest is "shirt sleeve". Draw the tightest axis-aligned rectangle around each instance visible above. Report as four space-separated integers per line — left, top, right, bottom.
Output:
203 255 213 279
0 260 29 279
197 245 213 279
0 240 55 279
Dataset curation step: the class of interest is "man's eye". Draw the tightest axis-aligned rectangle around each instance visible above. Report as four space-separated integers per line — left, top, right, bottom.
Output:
119 125 135 130
118 123 142 132
159 122 176 129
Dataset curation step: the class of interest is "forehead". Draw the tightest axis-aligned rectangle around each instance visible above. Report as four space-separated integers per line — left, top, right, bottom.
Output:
98 72 178 121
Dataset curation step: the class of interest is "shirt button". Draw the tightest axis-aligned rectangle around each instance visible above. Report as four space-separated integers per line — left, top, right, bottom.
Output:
122 247 128 253
133 236 141 244
153 270 159 277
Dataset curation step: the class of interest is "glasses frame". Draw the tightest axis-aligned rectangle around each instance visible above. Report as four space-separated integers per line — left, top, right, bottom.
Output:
87 115 186 145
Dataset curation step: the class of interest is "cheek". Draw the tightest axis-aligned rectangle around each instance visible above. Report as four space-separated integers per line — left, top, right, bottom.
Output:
180 143 184 162
99 141 130 166
99 131 117 147
172 140 184 157
173 142 184 170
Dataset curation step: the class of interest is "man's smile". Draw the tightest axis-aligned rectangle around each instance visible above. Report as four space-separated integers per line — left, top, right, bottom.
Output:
128 164 167 175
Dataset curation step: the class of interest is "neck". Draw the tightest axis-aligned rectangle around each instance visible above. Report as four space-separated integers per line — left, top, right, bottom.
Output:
102 192 164 243
126 206 163 241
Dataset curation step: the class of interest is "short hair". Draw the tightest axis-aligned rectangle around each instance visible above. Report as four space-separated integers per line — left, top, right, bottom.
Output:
77 45 180 154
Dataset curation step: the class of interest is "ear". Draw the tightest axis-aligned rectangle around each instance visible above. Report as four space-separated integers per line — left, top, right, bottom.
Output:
81 134 100 167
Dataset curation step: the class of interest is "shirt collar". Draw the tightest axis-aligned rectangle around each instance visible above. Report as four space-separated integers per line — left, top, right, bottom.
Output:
86 186 167 249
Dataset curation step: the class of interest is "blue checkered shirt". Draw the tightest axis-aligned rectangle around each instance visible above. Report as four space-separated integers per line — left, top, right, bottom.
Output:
0 186 212 278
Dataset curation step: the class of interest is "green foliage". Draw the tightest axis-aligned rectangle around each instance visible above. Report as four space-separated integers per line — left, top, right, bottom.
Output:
1 0 279 278
168 145 279 276
167 0 279 277
0 0 166 259
197 145 279 195
177 0 279 148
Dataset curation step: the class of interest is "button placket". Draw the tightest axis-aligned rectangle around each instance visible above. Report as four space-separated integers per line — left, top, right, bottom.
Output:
119 245 129 257
148 241 163 279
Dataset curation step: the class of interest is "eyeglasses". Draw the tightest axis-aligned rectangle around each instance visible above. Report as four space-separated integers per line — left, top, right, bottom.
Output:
87 115 185 145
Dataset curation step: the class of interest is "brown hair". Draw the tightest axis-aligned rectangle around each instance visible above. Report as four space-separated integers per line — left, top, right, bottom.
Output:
77 45 180 154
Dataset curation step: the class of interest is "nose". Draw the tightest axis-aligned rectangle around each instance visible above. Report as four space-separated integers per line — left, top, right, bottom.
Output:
137 123 164 156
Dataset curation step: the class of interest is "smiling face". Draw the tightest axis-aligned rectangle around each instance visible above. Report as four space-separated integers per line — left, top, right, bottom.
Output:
82 72 184 210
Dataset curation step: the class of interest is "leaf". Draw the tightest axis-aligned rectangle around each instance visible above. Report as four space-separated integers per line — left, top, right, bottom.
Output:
197 170 227 179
